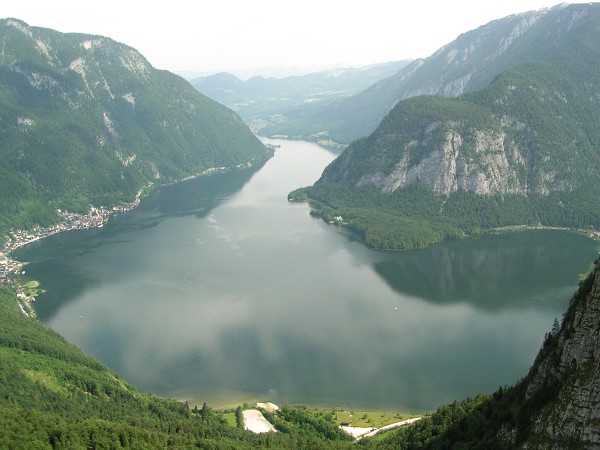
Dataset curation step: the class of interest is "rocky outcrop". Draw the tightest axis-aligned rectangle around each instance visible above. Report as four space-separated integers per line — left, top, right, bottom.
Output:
504 261 600 448
357 125 529 196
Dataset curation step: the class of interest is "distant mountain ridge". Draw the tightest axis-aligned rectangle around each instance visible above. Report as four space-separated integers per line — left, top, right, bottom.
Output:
0 19 270 236
264 3 584 145
295 3 600 249
190 60 411 145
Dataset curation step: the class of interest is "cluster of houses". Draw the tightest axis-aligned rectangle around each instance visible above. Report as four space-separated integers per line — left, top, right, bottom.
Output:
0 196 143 290
0 252 10 286
2 208 107 258
2 201 142 255
0 185 152 316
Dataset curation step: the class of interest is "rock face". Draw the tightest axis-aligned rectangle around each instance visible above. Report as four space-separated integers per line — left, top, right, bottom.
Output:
356 126 527 196
320 104 572 198
503 260 600 448
317 12 600 201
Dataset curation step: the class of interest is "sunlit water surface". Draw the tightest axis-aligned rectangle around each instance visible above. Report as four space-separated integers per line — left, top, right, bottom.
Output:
16 138 598 411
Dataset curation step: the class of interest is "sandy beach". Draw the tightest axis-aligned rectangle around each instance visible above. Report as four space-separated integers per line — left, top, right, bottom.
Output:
243 409 278 434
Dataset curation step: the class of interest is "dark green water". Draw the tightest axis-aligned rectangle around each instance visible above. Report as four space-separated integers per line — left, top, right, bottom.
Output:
15 138 598 411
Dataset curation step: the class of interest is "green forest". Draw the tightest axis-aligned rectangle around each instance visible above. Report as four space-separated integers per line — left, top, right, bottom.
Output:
299 7 600 250
0 19 271 239
2 5 600 448
297 181 600 250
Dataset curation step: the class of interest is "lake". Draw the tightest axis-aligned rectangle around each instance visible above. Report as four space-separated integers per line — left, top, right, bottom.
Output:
15 138 599 412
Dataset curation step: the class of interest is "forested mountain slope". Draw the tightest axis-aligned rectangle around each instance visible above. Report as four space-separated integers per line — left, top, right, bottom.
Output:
264 3 593 145
295 3 600 249
362 258 600 449
0 19 271 237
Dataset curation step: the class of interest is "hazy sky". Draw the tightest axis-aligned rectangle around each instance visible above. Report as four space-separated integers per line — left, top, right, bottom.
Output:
3 1 566 76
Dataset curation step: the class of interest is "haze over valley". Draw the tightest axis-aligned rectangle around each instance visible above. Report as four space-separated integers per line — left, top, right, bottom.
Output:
1 2 600 448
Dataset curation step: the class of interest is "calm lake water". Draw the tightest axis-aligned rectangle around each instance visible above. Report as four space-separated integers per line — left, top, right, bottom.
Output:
15 138 598 412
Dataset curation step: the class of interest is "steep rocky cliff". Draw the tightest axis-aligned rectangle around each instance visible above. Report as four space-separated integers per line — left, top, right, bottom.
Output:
507 259 600 447
320 59 600 198
366 259 600 449
354 123 528 196
298 4 600 250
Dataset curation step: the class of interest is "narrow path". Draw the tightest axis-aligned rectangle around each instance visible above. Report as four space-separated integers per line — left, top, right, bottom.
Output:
341 417 422 440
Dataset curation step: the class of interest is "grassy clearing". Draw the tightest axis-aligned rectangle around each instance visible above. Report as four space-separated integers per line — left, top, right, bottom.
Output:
16 279 45 297
25 289 45 297
215 403 422 430
329 408 420 428
221 412 237 428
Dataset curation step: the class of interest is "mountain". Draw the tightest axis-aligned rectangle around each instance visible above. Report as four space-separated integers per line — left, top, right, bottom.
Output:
0 19 271 237
190 61 411 145
294 3 600 250
263 3 590 145
364 258 600 449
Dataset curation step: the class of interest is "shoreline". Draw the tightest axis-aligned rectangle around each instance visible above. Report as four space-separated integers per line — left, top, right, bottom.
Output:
0 186 149 317
300 191 600 252
0 157 272 316
2 183 150 256
488 224 600 240
237 401 423 438
1 150 276 257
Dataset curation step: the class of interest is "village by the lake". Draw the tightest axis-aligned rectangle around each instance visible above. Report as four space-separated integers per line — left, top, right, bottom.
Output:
0 199 142 316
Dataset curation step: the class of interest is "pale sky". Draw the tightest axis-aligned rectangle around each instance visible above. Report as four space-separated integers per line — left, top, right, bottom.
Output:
3 1 568 77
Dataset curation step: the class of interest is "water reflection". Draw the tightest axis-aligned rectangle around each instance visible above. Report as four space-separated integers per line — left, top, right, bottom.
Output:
15 139 599 411
15 165 262 321
137 163 267 219
371 231 596 310
49 276 552 410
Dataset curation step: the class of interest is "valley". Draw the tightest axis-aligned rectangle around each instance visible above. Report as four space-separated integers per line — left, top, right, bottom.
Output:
1 3 600 448
14 138 598 413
